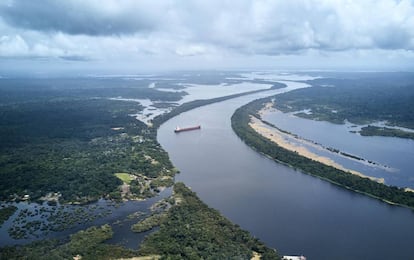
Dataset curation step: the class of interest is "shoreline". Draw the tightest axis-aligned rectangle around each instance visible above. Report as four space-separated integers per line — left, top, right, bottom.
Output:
249 116 384 184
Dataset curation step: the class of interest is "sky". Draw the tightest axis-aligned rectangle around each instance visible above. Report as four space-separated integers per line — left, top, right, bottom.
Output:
1 0 414 75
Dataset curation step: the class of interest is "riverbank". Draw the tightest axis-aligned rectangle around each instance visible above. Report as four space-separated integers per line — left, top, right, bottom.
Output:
249 116 384 183
231 97 414 209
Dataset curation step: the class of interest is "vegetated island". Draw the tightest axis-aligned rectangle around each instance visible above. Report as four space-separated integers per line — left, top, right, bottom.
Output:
0 183 280 260
359 125 414 139
271 73 414 140
231 96 414 209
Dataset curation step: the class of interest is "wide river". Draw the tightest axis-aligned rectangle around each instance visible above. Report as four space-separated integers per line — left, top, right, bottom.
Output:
158 84 414 260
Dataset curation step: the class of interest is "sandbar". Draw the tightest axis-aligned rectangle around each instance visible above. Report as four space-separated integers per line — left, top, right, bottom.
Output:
249 116 384 183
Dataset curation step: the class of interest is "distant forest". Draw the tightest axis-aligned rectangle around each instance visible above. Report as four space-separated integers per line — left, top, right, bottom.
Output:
0 78 186 104
273 73 414 130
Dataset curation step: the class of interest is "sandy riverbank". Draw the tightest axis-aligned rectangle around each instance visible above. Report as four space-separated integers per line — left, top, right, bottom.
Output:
249 116 384 183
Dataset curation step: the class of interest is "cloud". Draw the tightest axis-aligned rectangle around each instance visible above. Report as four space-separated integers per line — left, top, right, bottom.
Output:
0 0 162 36
0 0 413 71
175 45 209 56
0 34 29 56
181 0 414 53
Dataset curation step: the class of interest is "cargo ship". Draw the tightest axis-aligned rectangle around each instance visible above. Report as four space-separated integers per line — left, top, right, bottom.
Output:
174 125 201 133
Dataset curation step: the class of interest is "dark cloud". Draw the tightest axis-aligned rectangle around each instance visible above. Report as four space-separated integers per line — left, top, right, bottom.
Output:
373 25 412 50
0 0 155 35
59 55 90 61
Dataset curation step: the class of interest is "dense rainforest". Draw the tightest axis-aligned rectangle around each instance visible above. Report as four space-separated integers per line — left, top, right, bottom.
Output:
0 78 181 203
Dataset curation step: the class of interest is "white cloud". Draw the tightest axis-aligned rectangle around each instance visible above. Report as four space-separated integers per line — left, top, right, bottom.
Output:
175 45 209 56
0 35 29 56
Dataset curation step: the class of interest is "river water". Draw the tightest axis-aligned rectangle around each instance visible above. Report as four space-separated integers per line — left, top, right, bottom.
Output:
158 83 414 260
262 110 414 189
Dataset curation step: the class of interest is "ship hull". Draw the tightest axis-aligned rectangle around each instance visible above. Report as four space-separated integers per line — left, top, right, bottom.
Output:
174 125 201 133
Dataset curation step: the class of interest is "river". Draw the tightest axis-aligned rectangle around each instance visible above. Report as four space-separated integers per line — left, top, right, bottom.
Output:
158 82 414 260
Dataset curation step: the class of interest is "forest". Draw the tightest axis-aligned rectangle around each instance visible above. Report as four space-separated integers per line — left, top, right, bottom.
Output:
231 97 414 209
0 82 176 203
0 78 187 105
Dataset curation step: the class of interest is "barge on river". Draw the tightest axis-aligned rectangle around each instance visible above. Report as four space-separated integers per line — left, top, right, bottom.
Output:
174 125 201 133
